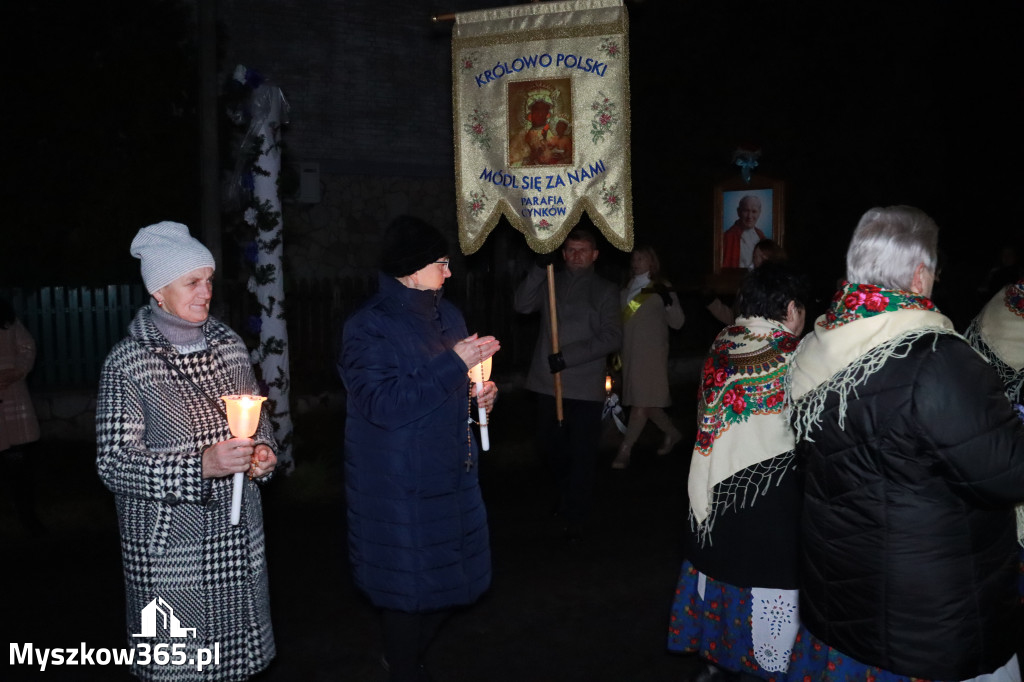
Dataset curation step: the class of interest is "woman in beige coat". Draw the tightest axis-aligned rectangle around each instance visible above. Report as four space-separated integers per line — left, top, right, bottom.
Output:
0 296 42 533
612 246 685 469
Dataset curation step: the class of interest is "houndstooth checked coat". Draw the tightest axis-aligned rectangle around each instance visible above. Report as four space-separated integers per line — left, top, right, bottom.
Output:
96 306 276 681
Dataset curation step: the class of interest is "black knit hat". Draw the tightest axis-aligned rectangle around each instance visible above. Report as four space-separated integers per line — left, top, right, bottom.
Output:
379 215 449 277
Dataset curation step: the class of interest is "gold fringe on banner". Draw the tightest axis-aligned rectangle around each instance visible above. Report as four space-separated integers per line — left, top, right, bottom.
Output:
452 0 633 254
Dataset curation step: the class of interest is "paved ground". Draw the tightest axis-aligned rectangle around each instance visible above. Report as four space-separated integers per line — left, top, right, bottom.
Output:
8 371 1023 681
4 374 705 682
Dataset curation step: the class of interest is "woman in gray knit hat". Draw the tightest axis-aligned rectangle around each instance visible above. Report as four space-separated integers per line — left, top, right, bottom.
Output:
96 221 277 681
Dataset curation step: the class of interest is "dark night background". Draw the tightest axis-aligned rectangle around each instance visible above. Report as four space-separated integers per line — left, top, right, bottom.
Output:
4 3 1024 680
7 0 1023 331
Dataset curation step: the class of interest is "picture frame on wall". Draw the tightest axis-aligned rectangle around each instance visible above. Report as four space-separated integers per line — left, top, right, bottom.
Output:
713 176 785 273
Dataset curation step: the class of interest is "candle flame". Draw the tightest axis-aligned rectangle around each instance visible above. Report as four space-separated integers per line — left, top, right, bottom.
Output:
221 394 267 438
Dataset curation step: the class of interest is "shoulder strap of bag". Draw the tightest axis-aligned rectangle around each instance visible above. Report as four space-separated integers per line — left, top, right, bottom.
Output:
151 349 229 421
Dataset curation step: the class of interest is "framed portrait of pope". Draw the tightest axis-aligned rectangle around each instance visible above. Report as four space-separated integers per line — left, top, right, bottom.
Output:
713 176 785 273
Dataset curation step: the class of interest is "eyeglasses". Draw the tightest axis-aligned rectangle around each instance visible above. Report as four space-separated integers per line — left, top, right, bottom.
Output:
434 260 451 272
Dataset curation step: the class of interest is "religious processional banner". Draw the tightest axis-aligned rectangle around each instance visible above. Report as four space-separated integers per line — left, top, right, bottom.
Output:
452 0 633 254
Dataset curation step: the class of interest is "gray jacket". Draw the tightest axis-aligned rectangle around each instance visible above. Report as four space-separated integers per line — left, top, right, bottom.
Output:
513 265 621 402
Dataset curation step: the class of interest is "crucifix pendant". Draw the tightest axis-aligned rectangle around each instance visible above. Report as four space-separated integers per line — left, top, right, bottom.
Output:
465 456 474 472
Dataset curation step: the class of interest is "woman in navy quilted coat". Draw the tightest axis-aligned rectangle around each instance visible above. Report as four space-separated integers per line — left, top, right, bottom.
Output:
339 215 499 682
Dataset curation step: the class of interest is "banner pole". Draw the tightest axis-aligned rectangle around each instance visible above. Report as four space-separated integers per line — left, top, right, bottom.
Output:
546 263 564 425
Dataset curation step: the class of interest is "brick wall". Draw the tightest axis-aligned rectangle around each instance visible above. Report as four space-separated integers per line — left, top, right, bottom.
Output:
216 0 503 277
279 174 457 279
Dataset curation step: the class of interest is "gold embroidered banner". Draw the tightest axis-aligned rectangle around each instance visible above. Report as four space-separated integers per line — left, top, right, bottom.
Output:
452 0 633 254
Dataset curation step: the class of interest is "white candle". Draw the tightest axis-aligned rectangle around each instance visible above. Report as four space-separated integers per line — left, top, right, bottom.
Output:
468 357 493 451
221 395 267 525
230 472 245 525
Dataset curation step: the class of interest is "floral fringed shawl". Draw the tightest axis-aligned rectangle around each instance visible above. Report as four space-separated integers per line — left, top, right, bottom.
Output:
965 279 1024 402
788 282 959 442
688 316 800 546
964 279 1024 546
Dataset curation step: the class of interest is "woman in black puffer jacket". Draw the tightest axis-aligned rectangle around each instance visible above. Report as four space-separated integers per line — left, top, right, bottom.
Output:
787 206 1024 682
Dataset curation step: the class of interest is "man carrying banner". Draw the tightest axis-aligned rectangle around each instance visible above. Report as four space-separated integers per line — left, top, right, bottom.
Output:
514 228 621 541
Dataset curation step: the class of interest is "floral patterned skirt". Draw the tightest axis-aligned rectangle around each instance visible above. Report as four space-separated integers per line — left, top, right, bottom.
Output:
668 560 798 681
787 627 1021 682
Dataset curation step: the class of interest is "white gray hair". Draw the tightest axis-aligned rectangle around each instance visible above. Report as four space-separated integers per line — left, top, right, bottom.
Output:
738 195 762 212
845 206 938 290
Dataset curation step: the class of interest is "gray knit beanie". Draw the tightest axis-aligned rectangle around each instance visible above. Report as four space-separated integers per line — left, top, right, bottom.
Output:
130 222 216 294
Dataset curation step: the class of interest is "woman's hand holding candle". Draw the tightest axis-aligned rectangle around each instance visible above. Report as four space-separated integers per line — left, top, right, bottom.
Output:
202 437 256 479
471 381 499 415
455 334 500 451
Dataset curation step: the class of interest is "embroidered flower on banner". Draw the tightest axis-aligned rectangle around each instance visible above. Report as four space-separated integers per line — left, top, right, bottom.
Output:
463 108 492 150
590 92 619 144
537 219 552 231
601 182 621 212
599 38 621 59
466 190 488 218
460 52 480 72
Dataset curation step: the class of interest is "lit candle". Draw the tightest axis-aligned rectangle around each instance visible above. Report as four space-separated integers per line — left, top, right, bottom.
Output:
606 375 612 395
468 356 493 451
220 395 267 525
